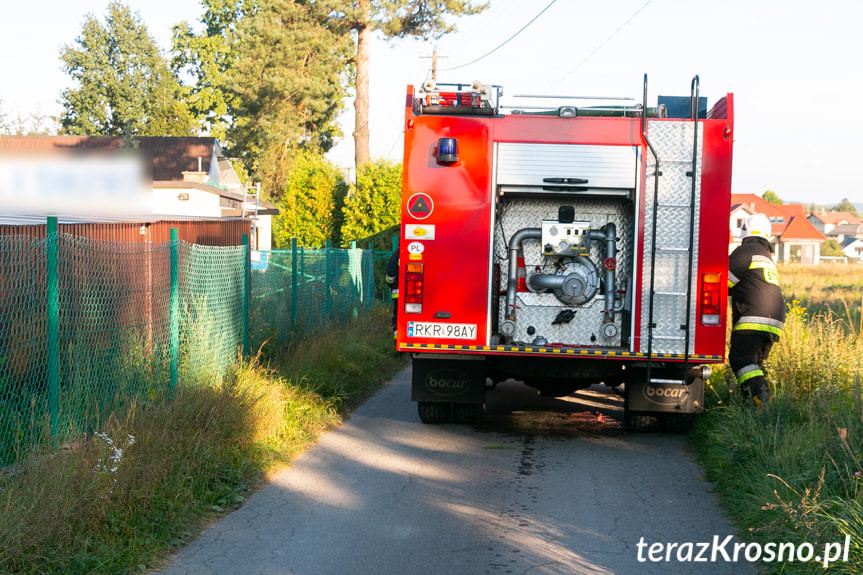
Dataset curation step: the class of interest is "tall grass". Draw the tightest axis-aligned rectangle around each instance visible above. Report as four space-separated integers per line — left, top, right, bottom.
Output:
693 266 863 573
0 306 404 575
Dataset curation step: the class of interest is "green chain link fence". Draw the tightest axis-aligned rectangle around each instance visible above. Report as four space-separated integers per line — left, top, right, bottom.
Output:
0 224 386 466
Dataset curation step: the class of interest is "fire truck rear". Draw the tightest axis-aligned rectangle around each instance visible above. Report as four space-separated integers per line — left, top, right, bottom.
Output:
397 75 733 430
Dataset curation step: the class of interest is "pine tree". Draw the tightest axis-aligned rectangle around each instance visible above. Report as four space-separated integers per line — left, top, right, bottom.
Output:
345 0 488 167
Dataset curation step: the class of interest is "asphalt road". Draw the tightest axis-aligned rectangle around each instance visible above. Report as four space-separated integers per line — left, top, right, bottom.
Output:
154 366 754 575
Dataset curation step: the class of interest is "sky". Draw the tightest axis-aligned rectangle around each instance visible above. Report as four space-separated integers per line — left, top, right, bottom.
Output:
1 0 861 208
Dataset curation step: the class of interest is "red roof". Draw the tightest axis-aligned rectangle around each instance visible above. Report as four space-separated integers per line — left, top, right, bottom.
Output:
780 215 824 241
809 211 861 225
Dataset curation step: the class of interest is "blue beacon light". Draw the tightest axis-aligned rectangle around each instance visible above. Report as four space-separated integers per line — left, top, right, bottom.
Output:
436 138 458 165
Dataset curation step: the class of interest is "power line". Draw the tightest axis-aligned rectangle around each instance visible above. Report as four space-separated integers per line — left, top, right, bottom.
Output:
548 0 654 90
439 1 558 72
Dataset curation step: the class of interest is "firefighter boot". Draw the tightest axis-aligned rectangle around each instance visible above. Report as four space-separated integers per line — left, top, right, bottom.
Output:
743 377 771 405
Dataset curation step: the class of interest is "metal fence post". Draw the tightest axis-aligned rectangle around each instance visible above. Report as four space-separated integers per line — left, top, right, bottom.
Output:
242 233 250 355
291 237 297 330
368 242 374 307
300 245 305 326
169 228 179 393
325 239 331 321
47 216 59 440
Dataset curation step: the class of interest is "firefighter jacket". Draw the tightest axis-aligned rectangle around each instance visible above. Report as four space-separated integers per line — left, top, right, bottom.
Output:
728 237 785 338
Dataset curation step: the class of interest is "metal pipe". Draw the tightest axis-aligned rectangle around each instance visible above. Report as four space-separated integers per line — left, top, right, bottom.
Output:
505 228 542 318
589 223 617 322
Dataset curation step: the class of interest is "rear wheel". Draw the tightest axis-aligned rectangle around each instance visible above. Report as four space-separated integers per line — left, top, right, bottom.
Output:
659 413 693 434
623 387 657 432
418 401 451 424
452 402 485 424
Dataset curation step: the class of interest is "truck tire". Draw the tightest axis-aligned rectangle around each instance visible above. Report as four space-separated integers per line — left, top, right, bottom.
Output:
659 413 693 434
623 410 656 432
452 402 485 424
418 401 451 424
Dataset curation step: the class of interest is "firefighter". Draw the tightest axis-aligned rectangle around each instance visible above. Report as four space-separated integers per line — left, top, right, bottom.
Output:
728 213 785 404
385 246 399 340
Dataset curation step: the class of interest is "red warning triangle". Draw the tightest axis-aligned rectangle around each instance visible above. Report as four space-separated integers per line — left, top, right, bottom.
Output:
409 195 431 215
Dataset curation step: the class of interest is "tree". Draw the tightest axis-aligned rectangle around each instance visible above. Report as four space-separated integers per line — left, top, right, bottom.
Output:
821 238 844 257
273 149 348 248
345 0 488 168
762 190 783 205
833 198 860 218
340 159 402 243
171 0 249 141
59 1 194 136
228 0 352 182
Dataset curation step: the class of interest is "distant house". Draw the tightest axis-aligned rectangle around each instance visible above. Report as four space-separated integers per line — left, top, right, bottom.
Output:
0 136 277 250
841 237 863 262
808 211 861 236
826 222 863 243
730 194 825 264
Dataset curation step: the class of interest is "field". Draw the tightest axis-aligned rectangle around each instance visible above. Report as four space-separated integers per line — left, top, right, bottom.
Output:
693 263 863 574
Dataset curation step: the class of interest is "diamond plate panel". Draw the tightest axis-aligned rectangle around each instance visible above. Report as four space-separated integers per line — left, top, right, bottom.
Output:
498 294 620 346
641 120 703 355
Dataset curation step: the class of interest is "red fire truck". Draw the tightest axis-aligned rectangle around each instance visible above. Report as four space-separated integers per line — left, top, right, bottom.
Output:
397 75 733 430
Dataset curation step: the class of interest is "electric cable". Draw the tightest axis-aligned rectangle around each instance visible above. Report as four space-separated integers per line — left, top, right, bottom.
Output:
439 0 558 72
548 0 654 90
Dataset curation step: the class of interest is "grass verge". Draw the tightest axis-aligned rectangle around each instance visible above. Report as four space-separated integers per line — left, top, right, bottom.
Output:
693 295 862 573
0 305 404 575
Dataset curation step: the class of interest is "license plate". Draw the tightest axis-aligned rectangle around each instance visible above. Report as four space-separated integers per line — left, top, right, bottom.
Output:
407 321 477 340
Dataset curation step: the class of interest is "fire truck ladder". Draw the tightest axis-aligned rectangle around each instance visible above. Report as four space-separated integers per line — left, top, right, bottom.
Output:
644 75 701 382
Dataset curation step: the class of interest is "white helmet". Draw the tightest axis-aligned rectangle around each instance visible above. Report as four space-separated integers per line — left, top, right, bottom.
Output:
743 213 772 240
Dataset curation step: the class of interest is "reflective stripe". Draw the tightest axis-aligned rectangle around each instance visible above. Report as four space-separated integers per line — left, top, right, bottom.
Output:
736 364 764 384
737 315 784 330
733 322 782 337
749 254 776 268
734 315 784 337
728 270 739 287
386 274 396 283
391 288 399 300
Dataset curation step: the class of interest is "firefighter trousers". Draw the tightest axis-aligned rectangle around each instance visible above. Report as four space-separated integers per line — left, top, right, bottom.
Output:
729 330 776 403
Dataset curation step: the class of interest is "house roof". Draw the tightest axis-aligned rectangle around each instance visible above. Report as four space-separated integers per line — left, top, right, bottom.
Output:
779 215 824 241
809 211 861 226
841 237 863 248
830 223 863 237
730 194 822 241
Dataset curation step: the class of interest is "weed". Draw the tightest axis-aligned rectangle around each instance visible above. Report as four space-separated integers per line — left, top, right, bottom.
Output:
0 305 403 575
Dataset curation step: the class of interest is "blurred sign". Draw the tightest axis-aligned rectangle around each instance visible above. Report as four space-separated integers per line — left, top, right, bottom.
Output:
0 153 152 218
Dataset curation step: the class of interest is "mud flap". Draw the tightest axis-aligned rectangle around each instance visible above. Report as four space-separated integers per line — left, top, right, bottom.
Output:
411 354 487 404
626 377 704 415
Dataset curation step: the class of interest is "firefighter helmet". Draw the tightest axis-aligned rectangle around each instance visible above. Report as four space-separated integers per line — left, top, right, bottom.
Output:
743 213 772 240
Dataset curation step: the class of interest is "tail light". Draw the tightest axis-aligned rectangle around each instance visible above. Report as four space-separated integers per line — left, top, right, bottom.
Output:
404 262 424 313
700 272 721 325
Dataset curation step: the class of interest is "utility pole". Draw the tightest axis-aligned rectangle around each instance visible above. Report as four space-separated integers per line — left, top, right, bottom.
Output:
421 48 446 83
